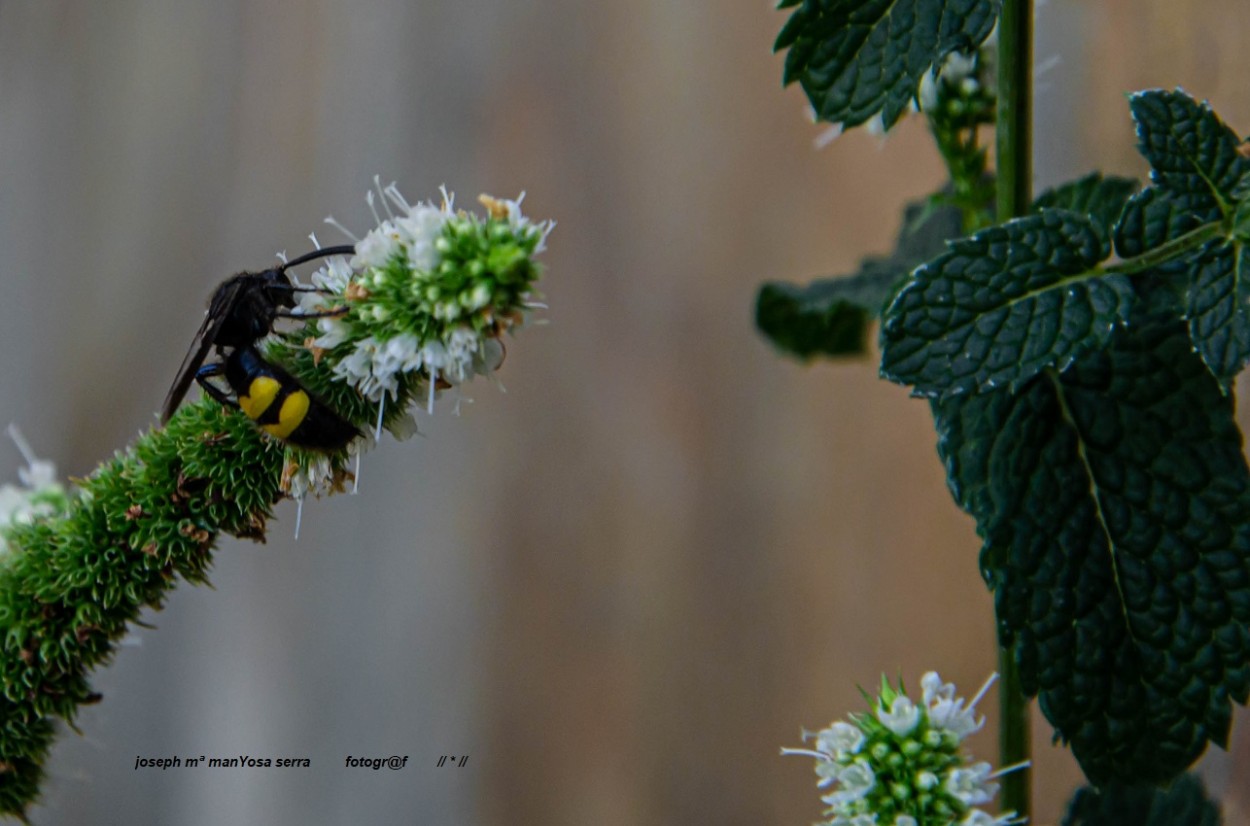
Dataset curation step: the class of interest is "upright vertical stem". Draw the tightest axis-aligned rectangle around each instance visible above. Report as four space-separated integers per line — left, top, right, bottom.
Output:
997 0 1033 222
995 0 1034 822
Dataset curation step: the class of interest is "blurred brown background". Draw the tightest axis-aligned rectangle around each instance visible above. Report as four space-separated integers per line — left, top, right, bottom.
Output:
0 1 1247 824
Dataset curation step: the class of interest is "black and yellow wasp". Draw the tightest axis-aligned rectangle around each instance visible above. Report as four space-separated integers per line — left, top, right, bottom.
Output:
161 245 360 451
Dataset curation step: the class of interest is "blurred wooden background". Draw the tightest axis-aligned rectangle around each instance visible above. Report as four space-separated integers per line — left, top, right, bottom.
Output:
0 1 1247 823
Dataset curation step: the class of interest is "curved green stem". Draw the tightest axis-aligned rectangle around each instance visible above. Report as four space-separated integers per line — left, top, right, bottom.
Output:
995 0 1034 822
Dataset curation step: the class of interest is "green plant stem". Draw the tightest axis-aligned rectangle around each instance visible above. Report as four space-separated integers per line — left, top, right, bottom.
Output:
1104 221 1224 276
995 0 1033 821
996 0 1033 224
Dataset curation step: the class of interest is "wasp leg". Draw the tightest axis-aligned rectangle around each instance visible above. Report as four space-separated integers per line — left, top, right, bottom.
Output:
268 281 344 296
274 306 350 320
195 363 240 409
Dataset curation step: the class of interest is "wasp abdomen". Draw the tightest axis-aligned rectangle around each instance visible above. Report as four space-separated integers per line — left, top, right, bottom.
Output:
222 347 359 451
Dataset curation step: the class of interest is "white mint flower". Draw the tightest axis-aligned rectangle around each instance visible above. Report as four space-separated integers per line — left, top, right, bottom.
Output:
941 51 977 85
829 816 878 826
876 695 920 735
784 672 1024 826
282 453 337 500
312 317 351 350
297 254 354 314
822 759 875 807
351 218 404 269
816 721 866 758
0 485 33 531
0 426 70 555
815 757 841 789
479 192 554 253
945 762 997 806
393 202 451 272
961 810 1020 826
918 50 982 113
310 181 548 421
443 327 482 384
918 71 941 113
17 457 57 490
923 671 995 740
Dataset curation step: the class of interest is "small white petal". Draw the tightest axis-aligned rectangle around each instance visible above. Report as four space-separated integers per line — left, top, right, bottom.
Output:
815 721 865 757
876 695 920 736
945 763 997 806
822 759 875 806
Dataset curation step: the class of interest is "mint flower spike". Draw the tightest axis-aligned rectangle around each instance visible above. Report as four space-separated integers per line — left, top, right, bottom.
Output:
0 426 70 556
270 181 552 501
0 180 551 817
782 672 1028 826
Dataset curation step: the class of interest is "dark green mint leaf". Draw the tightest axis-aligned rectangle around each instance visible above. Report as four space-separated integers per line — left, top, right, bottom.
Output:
1130 89 1250 211
1112 185 1247 381
1188 240 1250 382
935 308 1250 786
776 0 1000 131
1034 173 1139 234
1114 185 1250 383
880 210 1132 398
893 196 968 262
1234 194 1250 241
1114 186 1219 259
757 196 962 358
756 276 875 357
1061 774 1221 826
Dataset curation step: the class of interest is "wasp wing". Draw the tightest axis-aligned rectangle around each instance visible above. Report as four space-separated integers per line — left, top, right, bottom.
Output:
160 277 245 423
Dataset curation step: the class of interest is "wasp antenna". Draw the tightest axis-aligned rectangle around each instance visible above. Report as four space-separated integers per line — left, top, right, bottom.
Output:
280 244 355 272
324 215 359 243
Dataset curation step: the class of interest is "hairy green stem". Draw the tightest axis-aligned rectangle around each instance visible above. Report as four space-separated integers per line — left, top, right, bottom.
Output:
995 0 1033 821
0 403 287 817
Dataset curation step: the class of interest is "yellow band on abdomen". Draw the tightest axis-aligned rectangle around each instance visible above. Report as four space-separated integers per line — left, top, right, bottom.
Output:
262 389 311 439
239 376 282 420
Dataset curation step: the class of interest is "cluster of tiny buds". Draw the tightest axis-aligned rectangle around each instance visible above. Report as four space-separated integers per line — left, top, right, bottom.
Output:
782 672 1028 826
277 180 552 508
303 182 549 409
